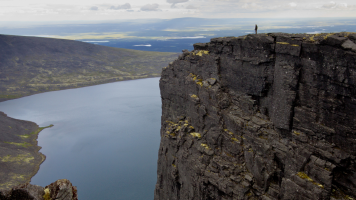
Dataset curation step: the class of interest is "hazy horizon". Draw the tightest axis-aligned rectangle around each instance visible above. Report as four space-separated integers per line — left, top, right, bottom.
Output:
2 0 356 21
1 17 355 41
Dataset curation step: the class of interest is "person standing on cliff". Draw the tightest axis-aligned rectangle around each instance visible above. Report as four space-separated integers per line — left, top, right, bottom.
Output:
255 24 258 34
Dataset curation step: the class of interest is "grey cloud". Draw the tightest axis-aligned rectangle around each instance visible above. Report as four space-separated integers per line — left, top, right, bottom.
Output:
167 0 189 8
167 0 189 3
186 5 197 9
141 4 160 11
90 6 98 11
110 3 131 10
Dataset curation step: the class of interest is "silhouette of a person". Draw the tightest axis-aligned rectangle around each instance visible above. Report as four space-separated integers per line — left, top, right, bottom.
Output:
255 24 258 34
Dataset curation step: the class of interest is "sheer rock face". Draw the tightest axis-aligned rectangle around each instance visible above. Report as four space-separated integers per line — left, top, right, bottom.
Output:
155 33 356 200
0 179 77 200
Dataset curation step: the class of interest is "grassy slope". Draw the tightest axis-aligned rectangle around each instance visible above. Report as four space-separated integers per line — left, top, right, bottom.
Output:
0 111 53 190
0 34 179 101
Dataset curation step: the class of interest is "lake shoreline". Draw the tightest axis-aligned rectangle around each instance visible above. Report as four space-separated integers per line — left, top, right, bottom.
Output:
0 34 179 104
0 77 162 199
0 76 161 189
0 111 52 191
0 75 162 103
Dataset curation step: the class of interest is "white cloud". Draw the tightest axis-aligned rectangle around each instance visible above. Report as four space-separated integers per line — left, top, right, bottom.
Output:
289 2 297 7
241 2 262 10
320 1 352 9
141 4 160 11
194 0 356 14
322 1 336 8
0 0 356 21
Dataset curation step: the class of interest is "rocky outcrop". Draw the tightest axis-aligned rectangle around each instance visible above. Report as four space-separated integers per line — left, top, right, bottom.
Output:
0 179 77 200
155 33 356 199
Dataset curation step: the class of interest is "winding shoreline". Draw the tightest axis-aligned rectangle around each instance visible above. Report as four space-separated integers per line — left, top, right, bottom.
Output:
0 74 162 103
0 112 52 191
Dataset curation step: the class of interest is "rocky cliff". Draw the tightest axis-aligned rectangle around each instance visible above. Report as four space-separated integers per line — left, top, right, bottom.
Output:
155 32 356 200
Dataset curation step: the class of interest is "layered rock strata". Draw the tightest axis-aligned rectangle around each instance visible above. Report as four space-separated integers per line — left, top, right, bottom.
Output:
155 33 356 199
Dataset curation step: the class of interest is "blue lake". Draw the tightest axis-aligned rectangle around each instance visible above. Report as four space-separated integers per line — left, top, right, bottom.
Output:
0 78 162 200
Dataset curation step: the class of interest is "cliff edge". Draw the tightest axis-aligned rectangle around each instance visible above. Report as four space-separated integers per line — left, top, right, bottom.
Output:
155 32 356 199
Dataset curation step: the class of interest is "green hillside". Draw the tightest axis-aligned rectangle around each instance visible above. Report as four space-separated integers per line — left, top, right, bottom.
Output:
0 34 179 101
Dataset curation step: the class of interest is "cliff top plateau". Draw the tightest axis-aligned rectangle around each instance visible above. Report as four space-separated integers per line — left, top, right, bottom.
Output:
156 32 356 200
0 34 178 102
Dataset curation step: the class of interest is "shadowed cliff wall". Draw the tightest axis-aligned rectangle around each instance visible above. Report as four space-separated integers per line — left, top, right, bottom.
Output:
155 33 356 200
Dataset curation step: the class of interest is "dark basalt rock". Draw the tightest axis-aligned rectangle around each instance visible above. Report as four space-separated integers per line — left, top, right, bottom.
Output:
0 179 77 200
155 33 356 200
44 179 77 200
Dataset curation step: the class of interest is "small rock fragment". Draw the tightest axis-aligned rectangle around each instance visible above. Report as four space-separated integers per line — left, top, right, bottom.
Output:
207 78 217 85
342 39 356 52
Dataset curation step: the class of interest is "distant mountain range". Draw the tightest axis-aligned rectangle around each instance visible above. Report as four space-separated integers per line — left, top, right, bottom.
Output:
2 17 356 41
0 34 179 101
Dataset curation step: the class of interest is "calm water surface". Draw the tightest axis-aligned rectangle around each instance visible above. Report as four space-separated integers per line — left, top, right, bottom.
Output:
0 78 162 200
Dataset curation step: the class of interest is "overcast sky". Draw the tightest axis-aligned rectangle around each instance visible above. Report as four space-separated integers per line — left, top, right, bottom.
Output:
1 0 356 22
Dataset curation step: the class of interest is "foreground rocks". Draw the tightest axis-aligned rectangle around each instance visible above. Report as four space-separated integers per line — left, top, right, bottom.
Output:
155 33 356 199
0 179 77 200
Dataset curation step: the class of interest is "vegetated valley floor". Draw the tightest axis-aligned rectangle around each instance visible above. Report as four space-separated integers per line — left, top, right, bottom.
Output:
0 111 52 191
